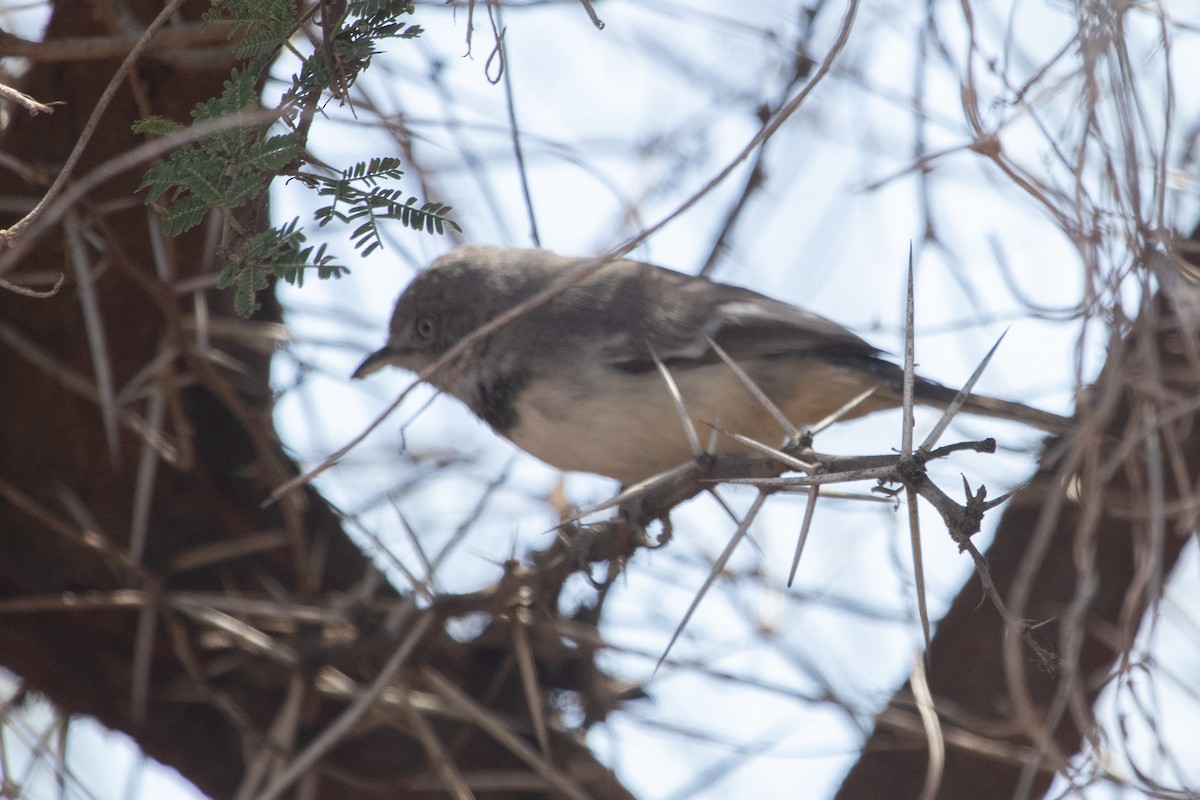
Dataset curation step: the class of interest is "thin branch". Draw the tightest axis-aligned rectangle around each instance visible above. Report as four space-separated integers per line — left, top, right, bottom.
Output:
0 24 231 62
0 82 58 116
0 0 193 245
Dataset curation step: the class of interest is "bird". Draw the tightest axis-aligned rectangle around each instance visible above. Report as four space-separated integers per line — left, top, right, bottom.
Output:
354 246 1069 484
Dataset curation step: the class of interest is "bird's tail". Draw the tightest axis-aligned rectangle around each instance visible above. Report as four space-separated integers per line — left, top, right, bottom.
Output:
914 377 1073 434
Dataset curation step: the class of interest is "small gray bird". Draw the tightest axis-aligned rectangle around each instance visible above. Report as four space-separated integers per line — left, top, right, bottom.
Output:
354 247 1068 484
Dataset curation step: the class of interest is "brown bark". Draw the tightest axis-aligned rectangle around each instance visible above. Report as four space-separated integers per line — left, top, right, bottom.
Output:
0 2 631 798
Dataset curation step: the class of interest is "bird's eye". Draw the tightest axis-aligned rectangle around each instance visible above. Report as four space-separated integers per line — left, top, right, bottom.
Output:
414 317 435 339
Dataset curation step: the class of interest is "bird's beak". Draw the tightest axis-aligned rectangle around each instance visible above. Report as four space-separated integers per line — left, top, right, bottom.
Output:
352 346 399 380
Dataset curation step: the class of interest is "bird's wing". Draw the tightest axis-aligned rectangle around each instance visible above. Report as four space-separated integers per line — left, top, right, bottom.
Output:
706 293 884 360
593 259 884 371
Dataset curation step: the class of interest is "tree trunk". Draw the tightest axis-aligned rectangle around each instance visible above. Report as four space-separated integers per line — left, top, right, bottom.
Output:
0 2 631 798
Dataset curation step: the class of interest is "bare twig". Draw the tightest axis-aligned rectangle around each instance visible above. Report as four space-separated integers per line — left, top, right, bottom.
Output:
421 666 593 800
0 82 58 116
0 0 193 245
251 605 432 800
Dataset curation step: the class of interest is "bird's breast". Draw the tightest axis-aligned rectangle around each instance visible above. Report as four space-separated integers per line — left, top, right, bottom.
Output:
501 358 890 483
